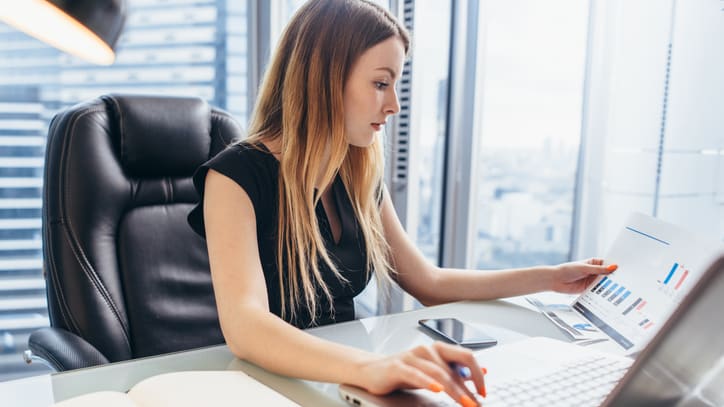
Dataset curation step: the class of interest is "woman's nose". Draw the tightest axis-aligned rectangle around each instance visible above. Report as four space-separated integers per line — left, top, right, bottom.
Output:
385 88 401 115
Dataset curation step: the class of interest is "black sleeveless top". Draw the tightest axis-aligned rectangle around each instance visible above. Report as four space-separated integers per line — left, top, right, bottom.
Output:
188 143 371 328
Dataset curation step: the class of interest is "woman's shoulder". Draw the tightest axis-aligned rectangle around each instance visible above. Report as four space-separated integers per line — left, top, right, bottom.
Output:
202 141 275 178
193 141 277 198
209 141 274 165
188 141 278 236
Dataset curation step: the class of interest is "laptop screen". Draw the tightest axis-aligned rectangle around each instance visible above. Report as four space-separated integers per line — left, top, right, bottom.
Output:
604 255 724 406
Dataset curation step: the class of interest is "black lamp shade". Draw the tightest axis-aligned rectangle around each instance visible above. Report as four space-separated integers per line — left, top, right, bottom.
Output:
49 0 126 50
0 0 127 65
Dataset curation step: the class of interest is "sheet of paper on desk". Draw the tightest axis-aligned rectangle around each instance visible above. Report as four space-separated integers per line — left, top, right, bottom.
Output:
53 370 300 407
526 296 607 341
531 212 724 356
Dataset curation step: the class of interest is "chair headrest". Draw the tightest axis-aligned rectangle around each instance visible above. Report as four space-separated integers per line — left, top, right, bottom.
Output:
104 94 212 177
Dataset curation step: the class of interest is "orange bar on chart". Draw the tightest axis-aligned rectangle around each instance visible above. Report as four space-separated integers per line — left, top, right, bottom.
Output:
674 269 689 290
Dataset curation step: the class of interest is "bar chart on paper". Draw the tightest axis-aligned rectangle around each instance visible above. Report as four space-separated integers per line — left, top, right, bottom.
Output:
572 213 724 354
657 262 691 300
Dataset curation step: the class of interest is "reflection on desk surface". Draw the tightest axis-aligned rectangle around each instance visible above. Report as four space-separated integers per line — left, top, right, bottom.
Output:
1 300 562 407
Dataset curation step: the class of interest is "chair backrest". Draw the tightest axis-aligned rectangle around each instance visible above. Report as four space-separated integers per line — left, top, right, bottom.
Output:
42 94 242 362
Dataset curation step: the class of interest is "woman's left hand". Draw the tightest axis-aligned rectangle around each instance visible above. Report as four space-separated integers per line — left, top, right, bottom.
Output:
548 258 616 294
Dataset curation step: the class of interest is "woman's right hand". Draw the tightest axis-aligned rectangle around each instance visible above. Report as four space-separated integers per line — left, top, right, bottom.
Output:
352 341 486 407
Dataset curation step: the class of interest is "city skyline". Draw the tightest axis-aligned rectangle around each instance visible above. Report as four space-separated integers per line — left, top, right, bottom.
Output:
0 0 248 381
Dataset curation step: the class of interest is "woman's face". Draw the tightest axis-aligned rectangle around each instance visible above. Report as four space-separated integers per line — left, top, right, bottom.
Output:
343 36 405 147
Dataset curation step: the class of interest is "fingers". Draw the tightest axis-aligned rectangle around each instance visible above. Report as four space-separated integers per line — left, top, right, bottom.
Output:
552 259 619 293
396 343 483 406
382 342 492 405
580 258 619 273
590 264 617 274
587 258 604 266
406 345 478 405
431 342 487 399
578 260 617 275
569 264 615 287
395 361 443 393
586 258 618 271
364 357 444 396
585 274 599 285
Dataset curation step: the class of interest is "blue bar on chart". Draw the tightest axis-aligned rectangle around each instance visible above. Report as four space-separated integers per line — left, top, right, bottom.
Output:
614 290 631 306
663 263 678 285
623 297 642 315
591 276 608 292
596 279 613 294
608 286 626 302
638 318 650 327
602 283 619 298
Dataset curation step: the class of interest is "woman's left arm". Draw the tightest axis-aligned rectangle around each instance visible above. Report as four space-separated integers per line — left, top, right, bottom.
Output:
380 192 614 305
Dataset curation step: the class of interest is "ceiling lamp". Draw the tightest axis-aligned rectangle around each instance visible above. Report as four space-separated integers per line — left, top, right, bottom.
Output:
0 0 127 65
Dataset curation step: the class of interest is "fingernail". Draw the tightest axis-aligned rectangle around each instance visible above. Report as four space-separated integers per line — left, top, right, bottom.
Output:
460 394 477 407
428 382 444 393
606 264 618 272
479 367 488 397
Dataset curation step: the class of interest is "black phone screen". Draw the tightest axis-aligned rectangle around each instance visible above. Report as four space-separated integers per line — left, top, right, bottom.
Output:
418 318 498 348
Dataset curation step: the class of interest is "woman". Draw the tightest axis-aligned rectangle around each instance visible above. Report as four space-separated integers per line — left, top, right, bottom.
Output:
188 0 615 405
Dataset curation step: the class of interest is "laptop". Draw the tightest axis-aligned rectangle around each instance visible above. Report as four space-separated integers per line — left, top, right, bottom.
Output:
339 255 724 406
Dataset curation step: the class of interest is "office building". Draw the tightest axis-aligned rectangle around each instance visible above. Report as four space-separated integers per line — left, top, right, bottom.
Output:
0 0 247 381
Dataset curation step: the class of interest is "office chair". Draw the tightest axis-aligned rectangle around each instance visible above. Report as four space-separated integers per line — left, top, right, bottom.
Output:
25 94 243 371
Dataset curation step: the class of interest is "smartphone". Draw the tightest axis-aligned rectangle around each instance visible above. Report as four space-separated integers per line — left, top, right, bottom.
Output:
418 318 498 348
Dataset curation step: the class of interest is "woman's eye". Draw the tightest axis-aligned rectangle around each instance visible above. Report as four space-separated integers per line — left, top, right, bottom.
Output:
374 81 389 90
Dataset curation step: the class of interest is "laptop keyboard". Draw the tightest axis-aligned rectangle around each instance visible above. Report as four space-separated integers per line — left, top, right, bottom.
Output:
413 354 631 407
482 354 632 407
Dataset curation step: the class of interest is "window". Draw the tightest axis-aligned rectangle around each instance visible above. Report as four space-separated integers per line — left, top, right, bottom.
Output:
575 0 724 256
405 0 452 265
382 0 452 312
471 0 589 268
0 0 248 381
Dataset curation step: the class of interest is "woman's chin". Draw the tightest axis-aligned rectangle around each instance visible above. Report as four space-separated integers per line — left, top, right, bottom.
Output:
347 132 378 148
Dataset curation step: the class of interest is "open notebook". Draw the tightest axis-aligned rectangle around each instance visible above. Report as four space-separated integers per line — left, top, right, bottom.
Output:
53 370 299 407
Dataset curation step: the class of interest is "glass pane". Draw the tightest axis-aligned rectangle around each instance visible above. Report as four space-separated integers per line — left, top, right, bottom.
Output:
472 0 589 268
268 0 306 53
0 0 248 381
410 0 451 264
578 0 724 253
658 1 724 239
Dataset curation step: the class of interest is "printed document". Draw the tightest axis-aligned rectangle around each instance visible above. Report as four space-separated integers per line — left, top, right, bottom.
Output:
529 212 723 356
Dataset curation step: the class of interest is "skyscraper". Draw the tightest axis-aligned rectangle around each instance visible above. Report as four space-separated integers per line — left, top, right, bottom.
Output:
0 0 248 381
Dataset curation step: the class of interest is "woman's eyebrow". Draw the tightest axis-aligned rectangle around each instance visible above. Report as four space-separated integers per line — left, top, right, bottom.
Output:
374 67 398 79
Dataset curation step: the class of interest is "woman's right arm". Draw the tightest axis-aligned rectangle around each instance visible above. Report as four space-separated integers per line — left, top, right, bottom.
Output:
202 169 487 405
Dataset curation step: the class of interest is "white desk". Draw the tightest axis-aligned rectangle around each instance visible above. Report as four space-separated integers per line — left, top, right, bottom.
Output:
1 297 570 406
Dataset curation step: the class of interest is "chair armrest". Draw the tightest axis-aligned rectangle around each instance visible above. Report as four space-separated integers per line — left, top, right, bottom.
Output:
27 327 110 371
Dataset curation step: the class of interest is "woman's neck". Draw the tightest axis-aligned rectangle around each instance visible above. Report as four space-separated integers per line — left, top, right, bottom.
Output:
261 138 332 190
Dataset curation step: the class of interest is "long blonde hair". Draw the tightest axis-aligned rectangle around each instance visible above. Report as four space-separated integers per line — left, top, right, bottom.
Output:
245 0 410 324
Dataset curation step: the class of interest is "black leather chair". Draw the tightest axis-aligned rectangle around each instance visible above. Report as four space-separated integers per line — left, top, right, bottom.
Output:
26 94 243 371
